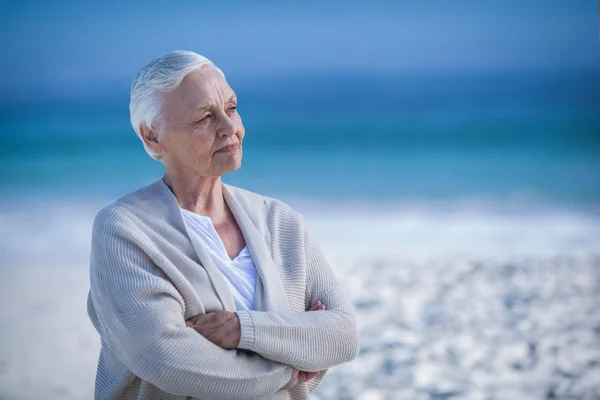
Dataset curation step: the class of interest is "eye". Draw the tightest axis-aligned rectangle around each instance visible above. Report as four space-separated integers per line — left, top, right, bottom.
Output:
227 105 237 113
197 113 212 123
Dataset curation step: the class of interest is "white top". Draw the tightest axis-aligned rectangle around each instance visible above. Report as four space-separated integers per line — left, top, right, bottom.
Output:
179 207 257 310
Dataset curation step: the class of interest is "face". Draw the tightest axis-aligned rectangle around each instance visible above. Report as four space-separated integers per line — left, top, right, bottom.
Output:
143 67 244 178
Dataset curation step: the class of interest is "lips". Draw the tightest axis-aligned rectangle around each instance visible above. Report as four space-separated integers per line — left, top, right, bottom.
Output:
218 143 239 152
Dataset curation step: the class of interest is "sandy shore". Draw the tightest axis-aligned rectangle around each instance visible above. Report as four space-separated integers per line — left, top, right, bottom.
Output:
1 208 599 399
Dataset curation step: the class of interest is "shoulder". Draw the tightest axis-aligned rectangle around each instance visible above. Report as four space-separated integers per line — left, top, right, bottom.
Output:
93 194 139 227
91 203 137 244
92 180 164 233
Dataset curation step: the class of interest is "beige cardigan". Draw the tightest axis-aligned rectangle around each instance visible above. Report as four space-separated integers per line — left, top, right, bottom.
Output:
86 178 359 400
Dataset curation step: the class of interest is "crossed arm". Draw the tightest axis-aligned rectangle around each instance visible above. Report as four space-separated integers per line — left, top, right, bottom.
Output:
185 299 328 390
88 208 358 399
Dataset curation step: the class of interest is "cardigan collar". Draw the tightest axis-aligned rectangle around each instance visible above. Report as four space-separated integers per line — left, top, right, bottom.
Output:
150 178 290 314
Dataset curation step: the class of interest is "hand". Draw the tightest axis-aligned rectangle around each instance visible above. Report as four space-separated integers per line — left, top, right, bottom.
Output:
185 311 241 350
281 368 322 390
309 299 326 311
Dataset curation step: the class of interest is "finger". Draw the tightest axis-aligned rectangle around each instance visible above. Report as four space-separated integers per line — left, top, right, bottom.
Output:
309 300 322 311
296 371 307 384
186 314 218 335
297 370 319 384
186 313 212 325
306 371 320 380
282 369 299 390
290 369 299 384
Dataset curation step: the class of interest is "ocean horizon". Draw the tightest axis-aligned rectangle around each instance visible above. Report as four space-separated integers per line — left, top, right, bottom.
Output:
2 69 599 207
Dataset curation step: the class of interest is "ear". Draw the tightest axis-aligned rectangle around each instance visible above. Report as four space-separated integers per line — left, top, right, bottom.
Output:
139 123 162 154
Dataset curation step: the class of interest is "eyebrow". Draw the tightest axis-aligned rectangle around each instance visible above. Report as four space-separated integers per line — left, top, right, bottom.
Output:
187 95 237 119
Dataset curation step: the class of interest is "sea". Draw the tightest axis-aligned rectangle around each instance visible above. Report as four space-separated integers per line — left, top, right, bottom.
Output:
1 69 599 208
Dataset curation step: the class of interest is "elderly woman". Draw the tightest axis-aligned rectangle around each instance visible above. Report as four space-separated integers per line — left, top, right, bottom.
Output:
86 50 359 400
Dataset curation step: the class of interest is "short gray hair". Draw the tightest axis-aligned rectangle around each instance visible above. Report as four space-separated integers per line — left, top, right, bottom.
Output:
129 50 225 161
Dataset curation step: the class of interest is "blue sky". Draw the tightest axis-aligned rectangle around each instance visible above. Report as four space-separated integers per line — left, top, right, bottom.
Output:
1 0 599 99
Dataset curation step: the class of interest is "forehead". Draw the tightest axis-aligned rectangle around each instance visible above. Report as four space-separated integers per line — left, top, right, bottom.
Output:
162 67 234 114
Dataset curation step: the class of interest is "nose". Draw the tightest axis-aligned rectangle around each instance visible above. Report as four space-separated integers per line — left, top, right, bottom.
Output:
217 114 237 138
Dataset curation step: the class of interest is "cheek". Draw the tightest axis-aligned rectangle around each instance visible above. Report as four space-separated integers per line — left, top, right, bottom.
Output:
163 129 213 163
187 130 218 161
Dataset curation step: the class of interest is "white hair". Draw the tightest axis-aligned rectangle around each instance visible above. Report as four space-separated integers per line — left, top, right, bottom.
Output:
129 50 225 161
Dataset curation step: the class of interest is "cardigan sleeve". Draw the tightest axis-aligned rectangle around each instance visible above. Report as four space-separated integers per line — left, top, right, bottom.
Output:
88 207 293 400
235 215 360 372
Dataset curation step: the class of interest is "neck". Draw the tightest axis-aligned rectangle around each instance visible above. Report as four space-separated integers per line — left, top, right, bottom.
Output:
162 169 227 224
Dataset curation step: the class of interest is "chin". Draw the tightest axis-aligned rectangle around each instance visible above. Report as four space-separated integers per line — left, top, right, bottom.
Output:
220 159 242 175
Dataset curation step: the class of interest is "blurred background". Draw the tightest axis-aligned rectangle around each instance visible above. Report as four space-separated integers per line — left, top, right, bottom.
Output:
1 1 599 399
